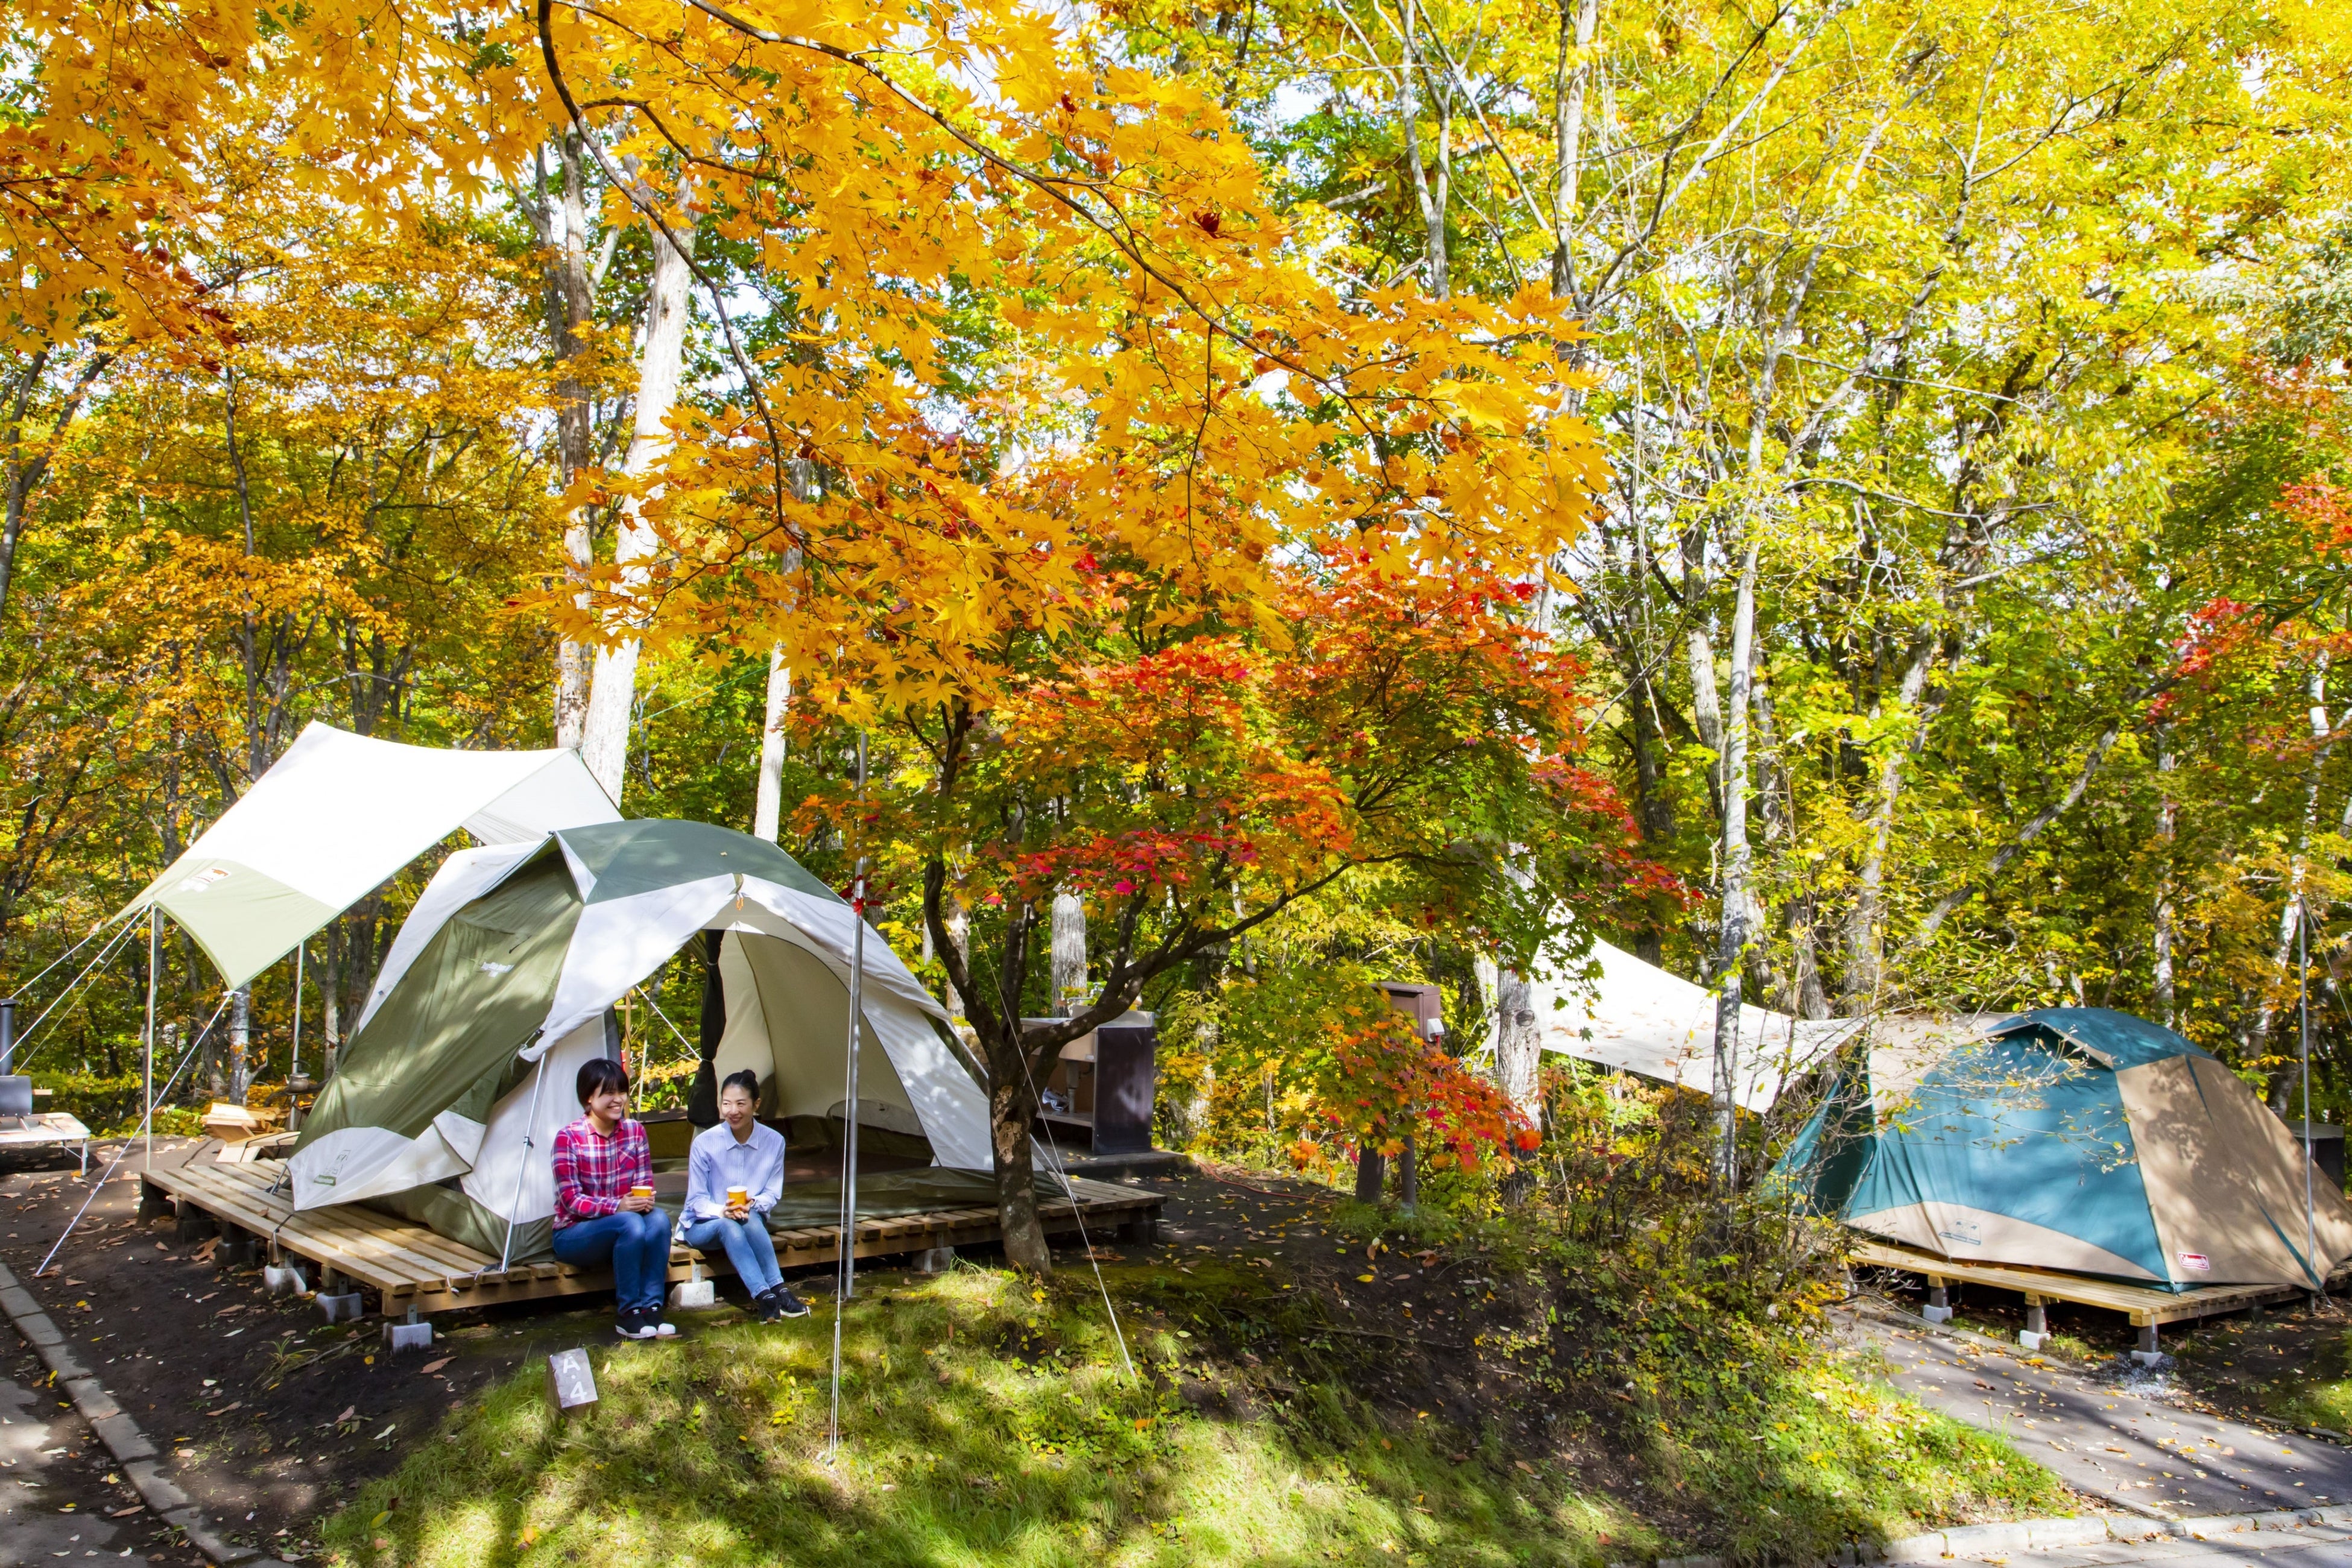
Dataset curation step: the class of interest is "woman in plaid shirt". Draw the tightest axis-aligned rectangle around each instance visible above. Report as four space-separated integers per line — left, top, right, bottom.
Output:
551 1057 676 1339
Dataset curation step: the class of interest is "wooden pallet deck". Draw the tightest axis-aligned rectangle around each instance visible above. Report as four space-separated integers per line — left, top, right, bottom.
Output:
142 1153 1162 1318
1850 1239 2332 1328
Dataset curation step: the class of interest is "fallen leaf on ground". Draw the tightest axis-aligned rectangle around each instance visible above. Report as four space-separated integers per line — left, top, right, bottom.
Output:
334 1406 356 1423
418 1358 451 1374
109 1505 143 1517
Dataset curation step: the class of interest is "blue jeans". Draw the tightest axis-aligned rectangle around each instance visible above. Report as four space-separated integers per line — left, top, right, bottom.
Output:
552 1209 672 1316
683 1214 783 1296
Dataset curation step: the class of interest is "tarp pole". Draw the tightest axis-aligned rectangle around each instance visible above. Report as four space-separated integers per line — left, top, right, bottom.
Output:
828 730 868 1463
142 909 158 1172
498 1042 551 1274
289 941 304 1084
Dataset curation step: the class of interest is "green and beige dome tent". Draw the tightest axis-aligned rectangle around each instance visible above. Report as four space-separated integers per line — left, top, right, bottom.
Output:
1774 1007 2352 1290
288 818 991 1263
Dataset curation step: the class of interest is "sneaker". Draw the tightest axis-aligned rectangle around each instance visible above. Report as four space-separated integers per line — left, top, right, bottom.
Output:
650 1317 679 1338
747 1288 782 1323
767 1285 811 1320
616 1311 659 1341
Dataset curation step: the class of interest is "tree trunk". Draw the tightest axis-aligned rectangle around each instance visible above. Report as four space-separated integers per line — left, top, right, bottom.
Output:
943 896 969 1020
0 350 106 633
1051 892 1088 1016
227 987 251 1105
320 922 341 1078
551 134 599 750
1355 1146 1386 1203
579 208 697 803
752 649 791 841
983 1015 1052 1272
1548 0 1601 299
1710 542 1758 1185
2259 657 2331 1107
1494 966 1540 1114
2152 724 2177 1028
1840 637 1936 1013
1397 0 1450 299
690 930 723 1127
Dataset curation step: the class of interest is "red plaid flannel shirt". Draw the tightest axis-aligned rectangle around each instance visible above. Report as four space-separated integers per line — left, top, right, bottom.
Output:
551 1116 653 1229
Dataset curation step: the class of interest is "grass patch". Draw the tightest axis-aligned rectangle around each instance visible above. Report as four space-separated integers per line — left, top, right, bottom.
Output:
2248 1328 2352 1432
1654 1342 2071 1559
321 1268 1648 1567
321 1256 2067 1567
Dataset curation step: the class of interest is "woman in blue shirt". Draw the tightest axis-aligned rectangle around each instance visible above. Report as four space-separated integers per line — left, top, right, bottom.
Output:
683 1071 806 1320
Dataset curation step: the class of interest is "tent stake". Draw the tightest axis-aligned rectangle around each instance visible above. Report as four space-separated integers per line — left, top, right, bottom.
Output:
829 731 868 1464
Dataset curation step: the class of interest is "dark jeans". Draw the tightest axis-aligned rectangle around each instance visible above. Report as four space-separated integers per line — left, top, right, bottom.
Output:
552 1209 672 1316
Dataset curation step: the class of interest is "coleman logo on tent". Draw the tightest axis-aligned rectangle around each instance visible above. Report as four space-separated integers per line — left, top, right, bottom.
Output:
177 867 232 893
2178 1253 2211 1272
1936 1220 1982 1247
479 961 514 975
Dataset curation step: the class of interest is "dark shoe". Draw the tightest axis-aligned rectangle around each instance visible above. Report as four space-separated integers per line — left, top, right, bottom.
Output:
616 1310 659 1341
767 1284 811 1320
747 1288 782 1322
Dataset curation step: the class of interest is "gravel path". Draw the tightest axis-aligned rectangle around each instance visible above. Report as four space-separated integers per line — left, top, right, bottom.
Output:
0 1359 147 1566
1844 1309 2352 1519
2014 1531 2352 1567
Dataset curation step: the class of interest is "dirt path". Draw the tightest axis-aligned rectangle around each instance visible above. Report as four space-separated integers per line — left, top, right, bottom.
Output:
1842 1307 2352 1520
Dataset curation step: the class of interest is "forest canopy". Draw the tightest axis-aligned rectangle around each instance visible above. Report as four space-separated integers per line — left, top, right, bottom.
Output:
4 0 2352 1195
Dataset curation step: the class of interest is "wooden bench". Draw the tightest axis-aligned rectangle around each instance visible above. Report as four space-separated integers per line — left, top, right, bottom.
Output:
141 1152 1162 1318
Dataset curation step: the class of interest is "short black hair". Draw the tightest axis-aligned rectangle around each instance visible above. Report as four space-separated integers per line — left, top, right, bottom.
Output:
719 1069 762 1104
577 1057 630 1105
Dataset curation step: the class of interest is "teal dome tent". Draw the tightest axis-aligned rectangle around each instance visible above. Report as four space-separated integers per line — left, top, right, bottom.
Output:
1774 1008 2352 1291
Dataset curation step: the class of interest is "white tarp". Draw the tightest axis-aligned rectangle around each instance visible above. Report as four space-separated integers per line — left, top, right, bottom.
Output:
122 723 618 988
1529 934 1861 1111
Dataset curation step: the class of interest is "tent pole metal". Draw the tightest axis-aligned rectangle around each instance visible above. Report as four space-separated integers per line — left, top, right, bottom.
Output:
829 730 868 1464
290 942 304 1084
142 909 158 1172
498 1037 551 1274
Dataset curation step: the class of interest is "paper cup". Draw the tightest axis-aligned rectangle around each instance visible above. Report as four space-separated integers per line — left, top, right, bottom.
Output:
726 1186 750 1207
628 1185 654 1200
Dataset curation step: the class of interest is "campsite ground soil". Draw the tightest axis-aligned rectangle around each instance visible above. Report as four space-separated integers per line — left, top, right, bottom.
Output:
1871 1269 2352 1434
0 1139 1668 1557
4 1137 2123 1559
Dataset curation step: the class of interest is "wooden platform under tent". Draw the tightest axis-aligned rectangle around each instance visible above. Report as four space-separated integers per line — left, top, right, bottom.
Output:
138 1143 1164 1320
1850 1238 2351 1353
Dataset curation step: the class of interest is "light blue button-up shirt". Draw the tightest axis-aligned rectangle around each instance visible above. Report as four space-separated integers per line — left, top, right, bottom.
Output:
684 1119 786 1223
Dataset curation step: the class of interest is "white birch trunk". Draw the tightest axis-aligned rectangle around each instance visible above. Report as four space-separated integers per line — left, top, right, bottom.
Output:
1710 542 1759 1184
1494 967 1541 1116
945 897 970 1020
2152 725 2177 1028
751 648 790 842
579 212 697 804
1051 893 1088 1016
2256 657 2331 1101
